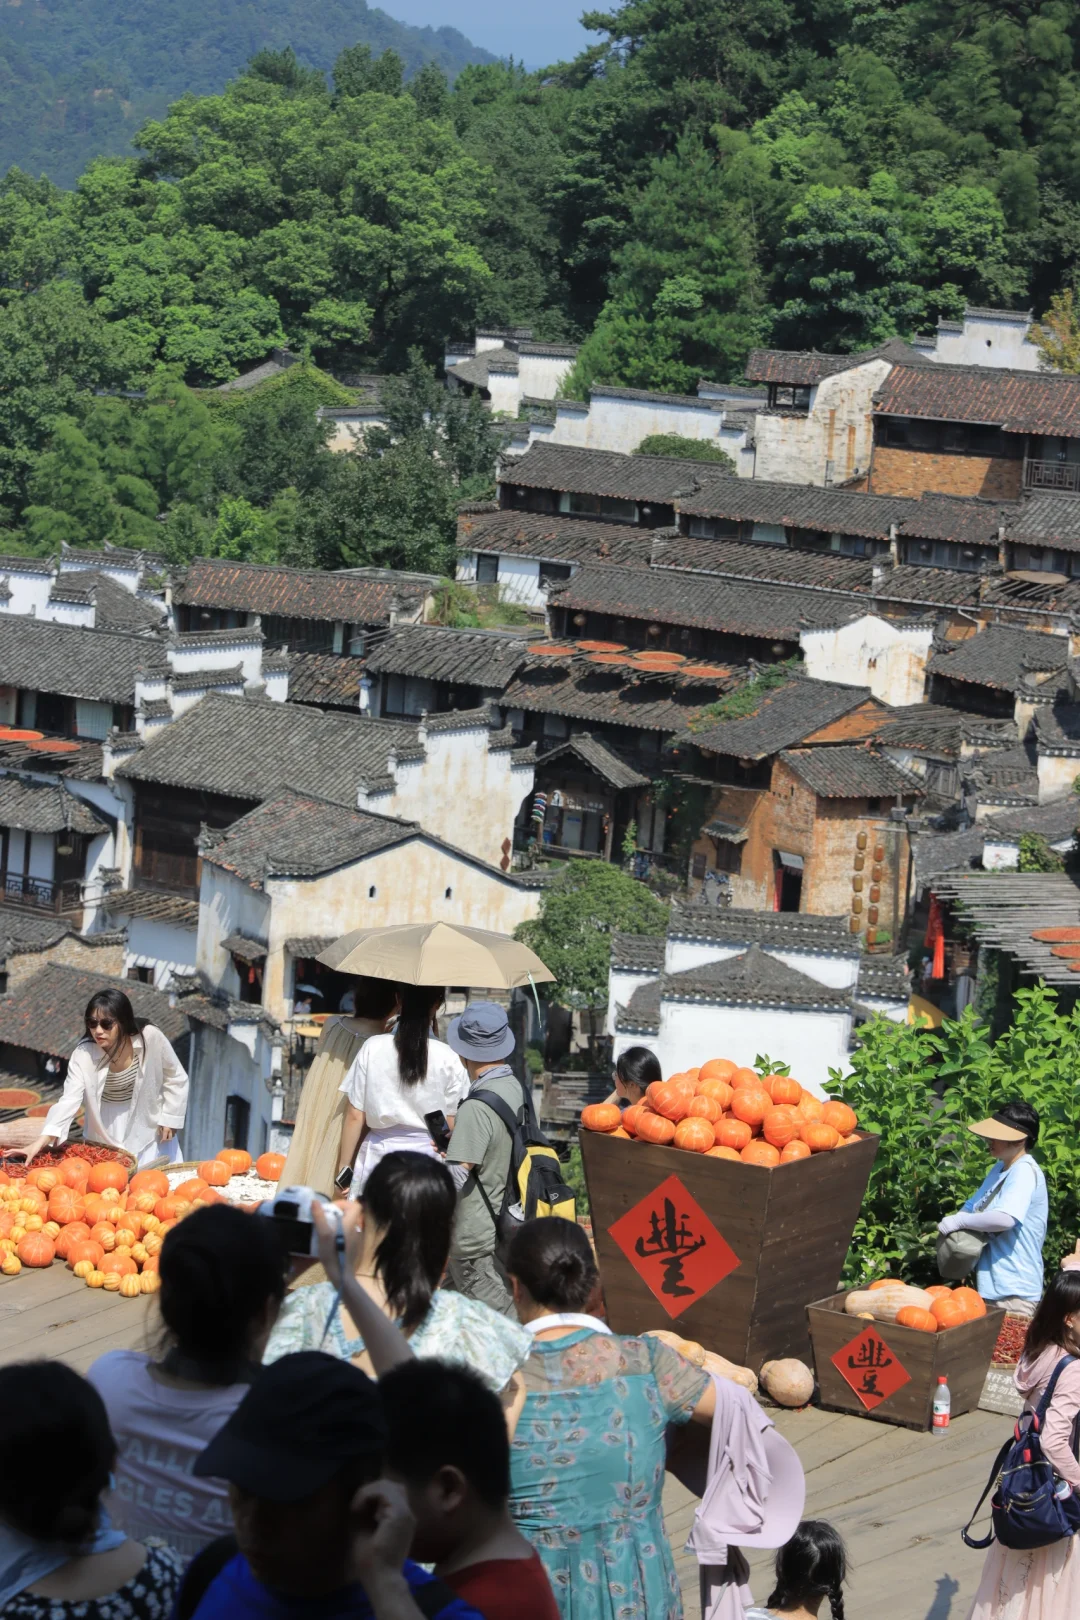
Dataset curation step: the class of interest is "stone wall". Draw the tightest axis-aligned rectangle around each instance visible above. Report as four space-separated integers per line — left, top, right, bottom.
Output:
7 933 127 991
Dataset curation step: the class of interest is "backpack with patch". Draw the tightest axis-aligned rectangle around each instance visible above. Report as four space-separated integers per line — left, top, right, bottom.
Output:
962 1354 1080 1551
468 1076 576 1256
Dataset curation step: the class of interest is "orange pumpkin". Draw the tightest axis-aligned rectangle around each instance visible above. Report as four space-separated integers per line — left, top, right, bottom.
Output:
646 1082 691 1122
685 1067 700 1081
687 1094 722 1123
154 1198 183 1223
822 1101 857 1136
796 1092 825 1122
837 1134 861 1148
580 1103 622 1134
58 1157 91 1189
635 1111 677 1145
741 1141 780 1167
731 1066 762 1090
173 1179 210 1203
26 1167 60 1194
869 1278 903 1291
129 1170 170 1200
800 1122 840 1152
695 1077 733 1109
714 1117 752 1151
730 1089 770 1129
930 1295 968 1331
609 1127 631 1139
766 1076 802 1107
87 1161 128 1194
88 1222 117 1252
620 1104 647 1138
706 1145 742 1161
952 1287 987 1321
926 1285 953 1298
100 1253 138 1277
53 1222 92 1258
141 1252 160 1273
256 1153 286 1182
896 1306 938 1333
17 1232 55 1267
762 1108 799 1149
66 1239 105 1271
216 1149 252 1176
18 1186 46 1214
779 1140 812 1163
47 1189 86 1226
673 1117 715 1153
699 1058 737 1082
198 1159 233 1186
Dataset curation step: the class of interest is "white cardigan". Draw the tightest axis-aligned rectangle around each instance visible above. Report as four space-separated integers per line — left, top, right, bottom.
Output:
42 1026 188 1159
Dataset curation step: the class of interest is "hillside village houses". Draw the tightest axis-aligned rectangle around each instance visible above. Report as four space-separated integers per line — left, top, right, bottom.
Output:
3 305 1080 1148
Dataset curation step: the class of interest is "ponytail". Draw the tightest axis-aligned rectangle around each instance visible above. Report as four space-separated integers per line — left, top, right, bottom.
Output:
393 985 441 1086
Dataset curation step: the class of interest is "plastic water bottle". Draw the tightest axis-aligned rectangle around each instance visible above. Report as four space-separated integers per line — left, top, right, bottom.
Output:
932 1375 951 1434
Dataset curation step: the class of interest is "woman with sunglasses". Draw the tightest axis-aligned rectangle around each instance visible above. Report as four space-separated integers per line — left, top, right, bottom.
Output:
13 989 188 1169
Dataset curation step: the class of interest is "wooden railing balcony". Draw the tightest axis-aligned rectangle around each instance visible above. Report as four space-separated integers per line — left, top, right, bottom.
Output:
1 871 83 913
1024 458 1080 494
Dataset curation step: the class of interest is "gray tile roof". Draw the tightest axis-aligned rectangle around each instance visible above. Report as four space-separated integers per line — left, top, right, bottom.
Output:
501 663 734 733
284 937 334 958
1006 495 1080 553
364 624 528 688
200 789 416 884
499 443 715 503
0 962 189 1058
285 654 363 708
50 572 167 635
856 954 911 1001
100 889 200 928
616 979 662 1033
926 871 1080 984
667 902 856 954
448 347 519 387
986 799 1080 843
746 339 927 386
660 944 851 1008
550 564 863 640
221 933 269 961
897 497 1012 547
0 908 75 957
457 508 654 568
911 825 989 887
875 362 1080 436
171 664 245 693
590 383 725 410
0 615 168 704
681 477 902 538
174 558 435 625
650 534 875 593
1035 704 1080 756
609 932 666 972
0 776 110 834
967 743 1039 804
535 733 650 791
116 691 425 804
686 676 876 760
929 626 1069 691
780 746 924 799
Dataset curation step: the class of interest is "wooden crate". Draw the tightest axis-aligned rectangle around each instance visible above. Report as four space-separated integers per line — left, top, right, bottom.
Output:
807 1292 1006 1431
580 1129 878 1369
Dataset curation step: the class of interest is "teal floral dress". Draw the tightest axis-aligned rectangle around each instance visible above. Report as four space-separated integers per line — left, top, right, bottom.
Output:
510 1329 708 1620
263 1283 531 1394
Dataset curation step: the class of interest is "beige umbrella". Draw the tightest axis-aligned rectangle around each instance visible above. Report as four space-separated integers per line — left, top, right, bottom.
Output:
317 921 555 989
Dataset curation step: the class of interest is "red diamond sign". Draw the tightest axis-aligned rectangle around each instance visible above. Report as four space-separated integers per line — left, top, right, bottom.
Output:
607 1173 740 1319
832 1324 912 1409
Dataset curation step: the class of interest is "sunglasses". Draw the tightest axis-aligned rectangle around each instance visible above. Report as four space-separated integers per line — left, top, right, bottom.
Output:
88 1017 116 1031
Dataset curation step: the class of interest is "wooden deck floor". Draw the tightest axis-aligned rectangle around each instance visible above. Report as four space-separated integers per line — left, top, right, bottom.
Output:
665 1401 1001 1620
4 1267 1002 1618
0 1261 154 1375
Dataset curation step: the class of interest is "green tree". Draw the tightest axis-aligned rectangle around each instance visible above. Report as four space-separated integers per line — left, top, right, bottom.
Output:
1031 288 1080 371
635 435 735 466
514 861 667 1008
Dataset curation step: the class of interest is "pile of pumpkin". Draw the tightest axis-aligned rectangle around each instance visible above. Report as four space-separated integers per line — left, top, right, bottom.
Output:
581 1059 860 1166
0 1148 263 1297
845 1279 988 1333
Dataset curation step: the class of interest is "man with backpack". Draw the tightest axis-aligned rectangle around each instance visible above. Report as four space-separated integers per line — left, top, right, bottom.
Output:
444 1002 573 1319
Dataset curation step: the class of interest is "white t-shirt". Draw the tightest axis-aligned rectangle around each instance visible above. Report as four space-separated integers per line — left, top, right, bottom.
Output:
339 1031 468 1130
87 1350 247 1556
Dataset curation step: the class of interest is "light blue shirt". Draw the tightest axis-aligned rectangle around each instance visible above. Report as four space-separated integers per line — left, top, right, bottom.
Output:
964 1154 1047 1303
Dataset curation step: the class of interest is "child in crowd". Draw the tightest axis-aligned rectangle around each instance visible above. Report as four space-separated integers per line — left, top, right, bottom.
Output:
745 1520 848 1620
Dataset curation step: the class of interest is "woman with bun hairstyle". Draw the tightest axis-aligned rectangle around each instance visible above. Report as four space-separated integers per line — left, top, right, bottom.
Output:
0 1360 184 1618
744 1521 848 1620
87 1204 287 1555
505 1216 716 1619
14 988 188 1170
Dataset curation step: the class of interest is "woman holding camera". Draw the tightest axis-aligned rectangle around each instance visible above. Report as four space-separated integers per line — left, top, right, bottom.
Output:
13 989 188 1171
87 1205 288 1555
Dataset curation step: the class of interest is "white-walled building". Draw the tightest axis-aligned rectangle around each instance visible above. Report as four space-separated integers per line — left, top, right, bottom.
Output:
800 614 936 708
445 330 579 414
914 308 1040 372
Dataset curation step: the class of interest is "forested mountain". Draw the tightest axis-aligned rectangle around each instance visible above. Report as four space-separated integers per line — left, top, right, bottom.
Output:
5 2 1080 574
0 0 494 185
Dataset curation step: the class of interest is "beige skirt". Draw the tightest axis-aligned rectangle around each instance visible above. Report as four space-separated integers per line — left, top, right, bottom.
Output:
968 1533 1080 1620
280 1017 382 1196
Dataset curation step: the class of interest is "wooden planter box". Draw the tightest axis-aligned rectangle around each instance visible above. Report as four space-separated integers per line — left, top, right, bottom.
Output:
580 1128 878 1369
807 1292 1006 1431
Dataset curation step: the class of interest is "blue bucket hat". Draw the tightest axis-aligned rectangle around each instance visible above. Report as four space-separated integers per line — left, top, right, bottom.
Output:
447 1001 515 1061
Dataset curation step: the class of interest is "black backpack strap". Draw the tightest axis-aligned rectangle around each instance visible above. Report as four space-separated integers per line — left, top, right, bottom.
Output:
470 1086 525 1139
174 1534 240 1620
410 1573 466 1618
961 1436 1014 1550
459 1084 525 1236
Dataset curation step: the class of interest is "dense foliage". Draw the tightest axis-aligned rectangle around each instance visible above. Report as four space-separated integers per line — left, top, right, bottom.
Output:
0 0 493 186
827 987 1080 1289
515 861 667 1008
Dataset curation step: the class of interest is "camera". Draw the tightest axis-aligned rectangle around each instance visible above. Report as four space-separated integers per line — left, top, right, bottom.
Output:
256 1185 343 1257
